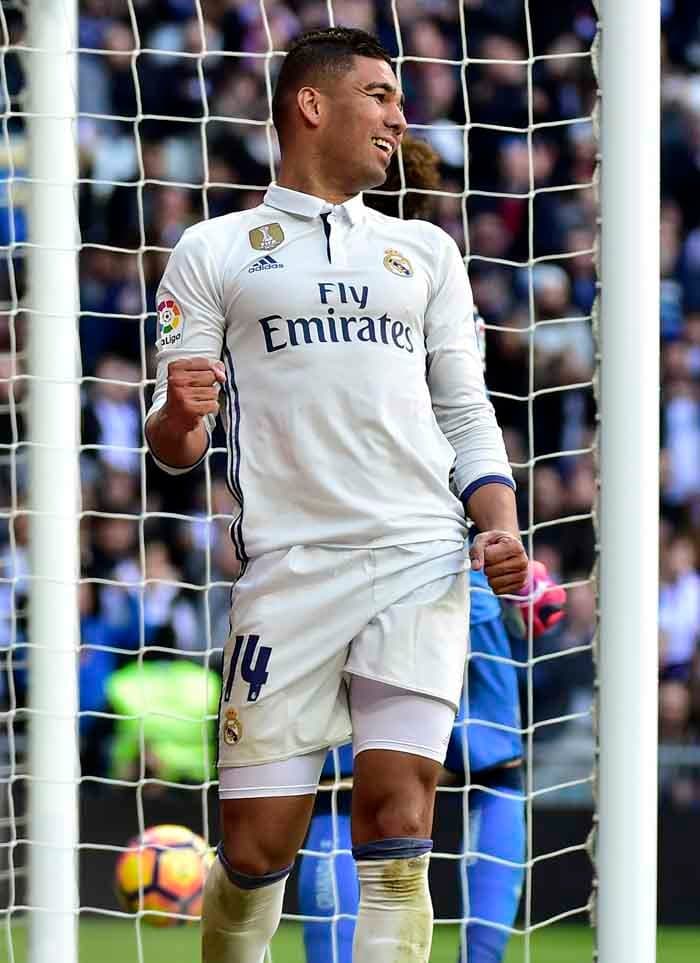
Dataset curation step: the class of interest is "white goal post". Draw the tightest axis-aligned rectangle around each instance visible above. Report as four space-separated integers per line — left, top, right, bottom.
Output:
25 2 80 963
14 1 660 962
597 1 660 961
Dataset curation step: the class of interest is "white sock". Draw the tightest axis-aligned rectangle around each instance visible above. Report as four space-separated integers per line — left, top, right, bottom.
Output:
201 856 287 963
352 853 433 962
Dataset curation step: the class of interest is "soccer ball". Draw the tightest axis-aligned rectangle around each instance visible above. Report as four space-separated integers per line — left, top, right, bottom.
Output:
115 824 214 926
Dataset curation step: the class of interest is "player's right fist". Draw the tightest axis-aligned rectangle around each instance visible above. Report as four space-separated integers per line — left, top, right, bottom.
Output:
164 357 225 431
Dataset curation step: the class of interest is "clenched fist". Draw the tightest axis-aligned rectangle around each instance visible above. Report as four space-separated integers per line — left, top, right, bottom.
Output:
469 531 528 596
165 357 226 431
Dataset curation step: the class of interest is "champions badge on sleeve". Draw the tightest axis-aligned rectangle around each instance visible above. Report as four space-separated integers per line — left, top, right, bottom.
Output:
157 297 184 348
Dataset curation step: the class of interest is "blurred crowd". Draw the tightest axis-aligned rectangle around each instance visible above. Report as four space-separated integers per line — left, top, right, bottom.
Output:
0 0 695 802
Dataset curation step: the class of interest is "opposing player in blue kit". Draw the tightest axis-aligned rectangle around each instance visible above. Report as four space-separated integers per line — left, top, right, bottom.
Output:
445 559 565 963
297 137 566 963
298 562 564 963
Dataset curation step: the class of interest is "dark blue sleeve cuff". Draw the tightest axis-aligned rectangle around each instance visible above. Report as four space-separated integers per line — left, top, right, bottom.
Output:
460 474 515 507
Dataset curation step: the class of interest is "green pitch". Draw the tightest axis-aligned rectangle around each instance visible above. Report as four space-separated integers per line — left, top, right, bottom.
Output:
2 919 699 962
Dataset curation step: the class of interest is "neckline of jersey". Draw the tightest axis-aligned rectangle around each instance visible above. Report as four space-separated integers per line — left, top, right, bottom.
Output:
264 183 366 226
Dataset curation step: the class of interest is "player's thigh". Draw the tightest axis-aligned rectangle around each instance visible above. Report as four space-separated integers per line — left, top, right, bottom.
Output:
349 676 455 844
345 564 469 711
219 750 325 875
219 546 374 768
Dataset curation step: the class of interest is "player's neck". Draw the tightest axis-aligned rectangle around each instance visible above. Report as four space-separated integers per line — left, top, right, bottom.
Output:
276 160 356 206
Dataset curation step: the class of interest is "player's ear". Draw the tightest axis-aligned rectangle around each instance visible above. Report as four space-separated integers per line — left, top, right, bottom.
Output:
296 86 324 128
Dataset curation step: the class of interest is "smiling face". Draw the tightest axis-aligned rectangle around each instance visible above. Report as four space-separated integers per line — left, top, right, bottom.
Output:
310 56 407 194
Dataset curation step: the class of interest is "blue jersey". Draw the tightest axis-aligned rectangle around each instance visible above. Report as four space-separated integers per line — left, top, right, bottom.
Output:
322 569 521 782
469 565 502 625
320 742 354 781
445 568 522 774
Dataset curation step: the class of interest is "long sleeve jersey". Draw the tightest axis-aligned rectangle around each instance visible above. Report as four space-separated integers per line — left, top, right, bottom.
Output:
146 184 513 565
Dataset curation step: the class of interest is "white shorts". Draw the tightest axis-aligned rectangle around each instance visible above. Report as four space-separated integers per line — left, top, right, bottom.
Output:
217 540 469 768
218 677 457 798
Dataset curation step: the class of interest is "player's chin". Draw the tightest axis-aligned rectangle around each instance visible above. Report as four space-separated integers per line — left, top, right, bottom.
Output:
359 161 391 191
376 149 392 172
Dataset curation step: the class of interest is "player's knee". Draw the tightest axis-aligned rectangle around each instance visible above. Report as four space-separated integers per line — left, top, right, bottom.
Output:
373 793 426 839
220 845 280 880
220 799 304 878
220 825 292 878
364 778 435 840
354 754 439 841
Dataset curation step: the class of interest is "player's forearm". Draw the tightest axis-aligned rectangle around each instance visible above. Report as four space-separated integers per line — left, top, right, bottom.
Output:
465 483 521 540
435 399 514 498
145 407 209 469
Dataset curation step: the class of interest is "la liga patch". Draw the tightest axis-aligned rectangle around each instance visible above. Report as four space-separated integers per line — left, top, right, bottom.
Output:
157 297 184 348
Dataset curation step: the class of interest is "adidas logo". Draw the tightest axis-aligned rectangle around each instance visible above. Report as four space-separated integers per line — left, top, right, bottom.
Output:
248 255 284 273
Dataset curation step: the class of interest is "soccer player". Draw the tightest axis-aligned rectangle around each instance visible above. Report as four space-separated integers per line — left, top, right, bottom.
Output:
144 27 528 963
297 136 566 963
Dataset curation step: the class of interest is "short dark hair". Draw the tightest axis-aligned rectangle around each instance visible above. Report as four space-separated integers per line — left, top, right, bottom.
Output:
272 27 392 144
366 135 441 220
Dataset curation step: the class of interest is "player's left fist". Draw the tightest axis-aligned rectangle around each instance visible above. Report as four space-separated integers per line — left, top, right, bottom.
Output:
469 531 528 596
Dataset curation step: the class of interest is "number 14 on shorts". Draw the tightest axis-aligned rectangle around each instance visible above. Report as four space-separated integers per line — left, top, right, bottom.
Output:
223 634 272 703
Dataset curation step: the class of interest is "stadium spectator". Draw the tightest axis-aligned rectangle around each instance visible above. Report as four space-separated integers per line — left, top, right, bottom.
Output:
659 533 700 682
501 576 593 763
0 0 697 809
84 355 142 474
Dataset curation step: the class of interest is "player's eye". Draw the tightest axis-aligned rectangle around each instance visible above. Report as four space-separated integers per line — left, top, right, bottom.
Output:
372 93 385 102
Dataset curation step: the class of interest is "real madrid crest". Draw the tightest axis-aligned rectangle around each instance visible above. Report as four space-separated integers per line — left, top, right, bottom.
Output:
249 223 285 251
223 708 242 746
383 248 413 278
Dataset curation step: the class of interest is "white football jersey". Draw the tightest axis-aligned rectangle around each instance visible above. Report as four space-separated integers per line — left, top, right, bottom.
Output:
146 184 513 564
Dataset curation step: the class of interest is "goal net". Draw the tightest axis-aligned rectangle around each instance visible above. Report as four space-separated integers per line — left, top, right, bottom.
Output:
0 0 603 961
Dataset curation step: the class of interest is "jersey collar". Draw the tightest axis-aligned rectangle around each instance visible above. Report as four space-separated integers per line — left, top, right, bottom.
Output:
264 183 365 226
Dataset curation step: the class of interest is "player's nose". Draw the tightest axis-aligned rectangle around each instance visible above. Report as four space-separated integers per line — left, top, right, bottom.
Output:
385 102 407 138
